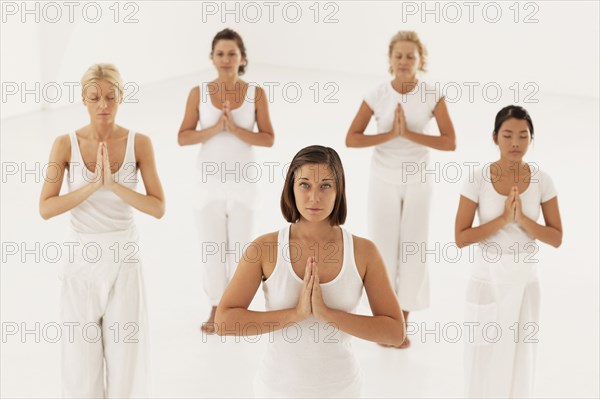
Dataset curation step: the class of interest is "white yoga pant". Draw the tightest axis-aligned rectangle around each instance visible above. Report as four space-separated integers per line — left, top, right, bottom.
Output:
60 226 149 398
194 185 254 306
367 174 431 311
253 372 363 398
464 251 540 398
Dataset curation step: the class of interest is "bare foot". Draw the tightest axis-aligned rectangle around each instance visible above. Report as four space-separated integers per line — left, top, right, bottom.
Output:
200 306 217 334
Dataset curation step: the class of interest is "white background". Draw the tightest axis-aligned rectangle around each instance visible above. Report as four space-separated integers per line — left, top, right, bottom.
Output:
1 1 599 397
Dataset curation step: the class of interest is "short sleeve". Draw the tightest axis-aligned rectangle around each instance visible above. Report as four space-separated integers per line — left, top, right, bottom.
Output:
460 168 481 203
540 170 557 203
363 86 379 112
423 81 444 114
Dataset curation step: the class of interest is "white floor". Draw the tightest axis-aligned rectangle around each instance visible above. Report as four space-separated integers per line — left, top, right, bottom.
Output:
1 65 599 398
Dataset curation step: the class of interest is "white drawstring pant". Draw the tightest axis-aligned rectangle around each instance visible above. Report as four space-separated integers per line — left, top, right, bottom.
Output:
464 250 540 398
367 174 432 311
60 226 149 398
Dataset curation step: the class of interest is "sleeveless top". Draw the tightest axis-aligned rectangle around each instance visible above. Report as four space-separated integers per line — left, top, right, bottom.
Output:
66 131 138 233
255 224 364 397
196 82 257 184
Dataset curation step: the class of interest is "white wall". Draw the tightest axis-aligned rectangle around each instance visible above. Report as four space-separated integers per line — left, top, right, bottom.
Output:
1 1 599 119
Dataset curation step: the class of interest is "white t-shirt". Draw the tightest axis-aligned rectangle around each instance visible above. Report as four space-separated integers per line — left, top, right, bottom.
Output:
460 164 558 255
364 80 443 184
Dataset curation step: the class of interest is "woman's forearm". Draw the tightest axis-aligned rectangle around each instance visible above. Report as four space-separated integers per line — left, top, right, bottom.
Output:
346 131 396 148
214 307 301 336
322 308 405 346
231 126 274 147
109 183 165 219
178 125 219 146
456 215 508 248
518 216 562 248
40 183 97 220
404 130 456 151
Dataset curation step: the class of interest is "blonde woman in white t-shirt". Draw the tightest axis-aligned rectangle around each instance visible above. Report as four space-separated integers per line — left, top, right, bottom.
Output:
455 105 563 398
346 31 456 348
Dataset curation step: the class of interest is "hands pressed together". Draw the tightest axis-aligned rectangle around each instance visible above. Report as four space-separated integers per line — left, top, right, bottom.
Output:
295 256 331 323
216 100 239 133
503 186 525 224
91 142 116 191
391 103 409 139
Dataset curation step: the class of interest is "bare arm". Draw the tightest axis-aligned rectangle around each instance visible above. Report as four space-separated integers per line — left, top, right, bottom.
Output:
39 135 102 220
313 237 405 346
229 87 275 147
215 234 309 336
402 98 456 151
516 196 563 248
106 134 165 219
177 87 221 146
455 195 511 248
345 101 397 148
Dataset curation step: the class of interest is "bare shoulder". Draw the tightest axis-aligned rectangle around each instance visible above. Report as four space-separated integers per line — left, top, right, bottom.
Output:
54 133 71 149
52 134 71 163
351 234 378 278
133 133 155 161
253 230 281 278
134 132 152 147
254 231 280 252
189 85 200 98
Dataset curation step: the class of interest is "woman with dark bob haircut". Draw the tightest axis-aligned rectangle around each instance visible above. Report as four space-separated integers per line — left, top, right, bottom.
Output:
215 145 405 398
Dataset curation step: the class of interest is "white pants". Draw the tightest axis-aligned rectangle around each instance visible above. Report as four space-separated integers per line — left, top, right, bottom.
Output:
367 174 431 311
253 372 363 398
194 184 254 306
60 226 149 398
464 251 540 398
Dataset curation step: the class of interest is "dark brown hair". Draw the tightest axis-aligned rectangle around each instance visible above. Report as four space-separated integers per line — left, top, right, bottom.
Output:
281 146 347 226
210 28 248 75
493 105 534 142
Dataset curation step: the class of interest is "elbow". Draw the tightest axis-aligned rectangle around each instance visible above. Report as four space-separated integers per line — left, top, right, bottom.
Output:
345 134 356 148
177 133 186 146
446 138 457 151
39 204 51 220
552 234 563 248
390 319 406 347
214 308 225 336
153 202 166 219
455 233 466 249
266 134 275 148
397 326 407 347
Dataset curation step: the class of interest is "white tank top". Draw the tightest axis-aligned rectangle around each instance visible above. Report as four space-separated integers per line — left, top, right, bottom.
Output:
66 131 138 233
255 224 364 397
196 82 257 183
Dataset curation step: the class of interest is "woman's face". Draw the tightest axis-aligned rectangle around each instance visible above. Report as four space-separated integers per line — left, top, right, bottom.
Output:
293 163 337 223
389 40 421 78
212 39 244 76
495 117 531 162
83 79 120 126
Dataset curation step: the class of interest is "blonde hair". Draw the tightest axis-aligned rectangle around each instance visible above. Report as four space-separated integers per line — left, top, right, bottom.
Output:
80 63 124 102
388 31 428 74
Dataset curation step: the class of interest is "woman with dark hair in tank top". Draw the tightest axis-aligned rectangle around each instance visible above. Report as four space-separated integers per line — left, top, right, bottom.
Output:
177 28 275 333
39 63 165 398
215 145 405 398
